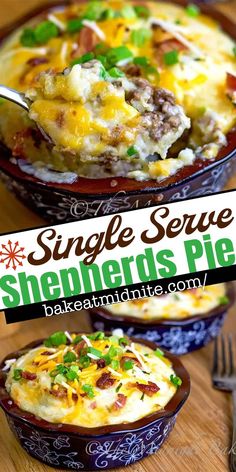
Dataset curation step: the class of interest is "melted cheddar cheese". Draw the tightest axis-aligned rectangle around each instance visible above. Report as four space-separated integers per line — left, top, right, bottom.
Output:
107 284 227 320
5 331 178 427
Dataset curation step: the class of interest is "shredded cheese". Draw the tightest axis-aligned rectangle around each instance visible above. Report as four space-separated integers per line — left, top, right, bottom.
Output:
2 359 16 371
108 367 122 377
149 18 204 58
81 335 92 347
48 13 66 31
81 20 106 41
65 331 73 343
61 380 77 394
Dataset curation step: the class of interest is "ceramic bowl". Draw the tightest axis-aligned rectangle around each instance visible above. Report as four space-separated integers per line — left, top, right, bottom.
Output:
0 1 235 223
89 284 235 355
0 337 190 470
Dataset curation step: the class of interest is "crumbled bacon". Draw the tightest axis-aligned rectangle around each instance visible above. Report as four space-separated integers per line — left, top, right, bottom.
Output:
120 355 141 369
97 358 106 369
50 387 67 398
27 57 49 67
96 372 115 389
72 393 78 401
21 371 37 381
90 401 97 409
136 381 160 397
112 393 127 411
226 72 236 104
71 26 100 58
154 38 187 64
74 340 87 355
41 351 53 356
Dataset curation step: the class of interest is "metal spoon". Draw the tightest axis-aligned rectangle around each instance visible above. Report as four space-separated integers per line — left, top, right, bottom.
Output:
0 84 53 143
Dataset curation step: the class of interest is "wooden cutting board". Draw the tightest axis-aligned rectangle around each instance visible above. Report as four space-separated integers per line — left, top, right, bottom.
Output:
0 1 236 472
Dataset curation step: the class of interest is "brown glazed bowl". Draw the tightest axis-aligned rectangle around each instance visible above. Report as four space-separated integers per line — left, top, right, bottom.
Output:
0 337 190 470
89 283 235 355
0 1 236 223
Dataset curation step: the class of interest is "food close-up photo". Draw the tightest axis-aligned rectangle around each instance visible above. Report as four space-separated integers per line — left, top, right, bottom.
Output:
0 1 235 472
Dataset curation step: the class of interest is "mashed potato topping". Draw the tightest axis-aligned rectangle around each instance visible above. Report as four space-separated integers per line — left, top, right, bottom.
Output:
106 284 228 320
0 1 235 181
5 331 179 427
27 60 190 165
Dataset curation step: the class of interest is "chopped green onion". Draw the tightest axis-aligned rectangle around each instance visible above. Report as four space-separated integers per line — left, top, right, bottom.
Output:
108 66 125 78
20 28 36 47
233 46 236 57
101 8 116 20
131 28 152 47
82 384 95 398
44 331 67 347
108 345 118 358
163 50 179 66
67 17 83 34
66 368 79 381
34 21 59 45
70 365 79 373
119 337 129 346
89 331 105 341
54 373 66 385
63 351 77 363
140 392 145 401
13 369 23 381
79 355 91 369
55 364 67 375
72 335 83 344
84 1 105 21
71 52 95 67
218 295 229 306
121 5 137 19
175 19 182 25
88 347 103 358
133 56 149 67
111 360 120 370
102 354 112 365
186 4 200 17
170 374 182 387
97 54 109 69
146 65 159 76
99 65 110 80
107 46 133 65
134 5 150 18
123 359 134 370
154 348 164 358
127 146 138 157
116 382 122 392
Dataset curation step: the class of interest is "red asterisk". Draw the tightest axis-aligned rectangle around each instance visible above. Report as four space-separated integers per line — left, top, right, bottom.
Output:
0 240 26 270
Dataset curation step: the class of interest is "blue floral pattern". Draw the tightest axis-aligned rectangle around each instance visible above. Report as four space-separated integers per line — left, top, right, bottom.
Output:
7 419 84 469
7 414 177 470
93 312 226 355
86 417 176 468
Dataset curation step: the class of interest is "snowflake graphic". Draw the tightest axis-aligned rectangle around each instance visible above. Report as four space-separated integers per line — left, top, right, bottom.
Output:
0 240 26 270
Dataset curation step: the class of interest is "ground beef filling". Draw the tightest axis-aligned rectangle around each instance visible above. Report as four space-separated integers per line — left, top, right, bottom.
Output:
126 79 182 144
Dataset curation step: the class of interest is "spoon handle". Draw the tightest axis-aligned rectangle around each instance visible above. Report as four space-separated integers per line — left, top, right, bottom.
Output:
0 85 29 111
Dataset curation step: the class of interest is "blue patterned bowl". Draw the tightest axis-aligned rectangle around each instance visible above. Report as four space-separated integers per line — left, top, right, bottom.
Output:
0 338 190 470
89 284 235 355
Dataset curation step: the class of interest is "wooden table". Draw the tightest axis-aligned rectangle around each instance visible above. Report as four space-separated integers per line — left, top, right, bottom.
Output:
0 1 236 471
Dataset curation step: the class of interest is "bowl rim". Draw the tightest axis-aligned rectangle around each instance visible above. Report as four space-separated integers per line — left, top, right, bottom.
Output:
89 282 235 327
0 335 190 437
0 0 235 197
